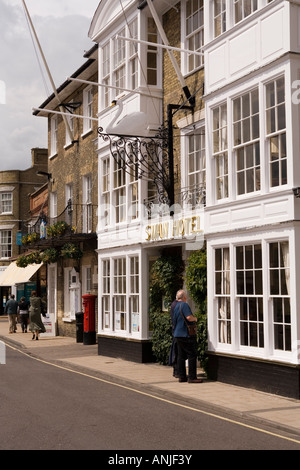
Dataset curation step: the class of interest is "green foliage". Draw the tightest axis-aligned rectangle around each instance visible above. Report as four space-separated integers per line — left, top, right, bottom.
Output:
150 311 173 366
16 251 42 267
149 254 184 364
61 243 83 260
185 249 207 308
185 248 208 373
21 232 39 246
46 221 74 238
40 248 59 264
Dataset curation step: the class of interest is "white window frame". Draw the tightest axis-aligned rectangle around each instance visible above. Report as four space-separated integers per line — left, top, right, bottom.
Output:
147 16 158 86
50 192 57 219
0 192 12 214
234 0 258 24
212 103 228 200
101 157 110 227
50 115 58 157
269 240 291 352
65 101 74 147
100 17 141 108
83 174 93 233
63 267 73 318
265 76 287 188
213 0 226 38
83 86 93 135
82 265 92 295
0 230 12 259
100 254 141 336
215 247 231 345
65 183 73 224
233 87 260 196
102 259 111 329
236 243 264 349
183 0 204 75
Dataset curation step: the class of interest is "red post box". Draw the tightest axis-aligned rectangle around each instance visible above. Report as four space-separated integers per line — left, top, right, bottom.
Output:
82 294 97 345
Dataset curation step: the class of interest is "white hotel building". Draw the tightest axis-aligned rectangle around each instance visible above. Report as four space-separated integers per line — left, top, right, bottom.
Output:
89 0 300 398
204 0 300 398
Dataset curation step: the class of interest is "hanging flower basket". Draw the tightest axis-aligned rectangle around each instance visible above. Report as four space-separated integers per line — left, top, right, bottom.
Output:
16 255 30 268
61 243 83 260
21 232 39 246
16 251 42 268
46 221 75 238
40 248 59 264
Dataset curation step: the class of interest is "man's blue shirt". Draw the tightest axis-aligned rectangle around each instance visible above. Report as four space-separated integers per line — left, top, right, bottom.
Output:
173 301 193 338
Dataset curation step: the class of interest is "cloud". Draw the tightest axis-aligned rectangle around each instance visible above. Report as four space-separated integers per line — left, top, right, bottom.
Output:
0 0 99 171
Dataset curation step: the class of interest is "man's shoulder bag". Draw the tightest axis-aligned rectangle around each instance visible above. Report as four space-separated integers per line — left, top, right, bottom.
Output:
179 304 197 336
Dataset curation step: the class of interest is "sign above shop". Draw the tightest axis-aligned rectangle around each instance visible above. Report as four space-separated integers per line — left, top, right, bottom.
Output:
145 215 203 243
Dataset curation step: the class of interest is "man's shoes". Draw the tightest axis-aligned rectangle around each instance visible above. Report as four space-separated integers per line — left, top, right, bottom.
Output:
178 377 187 382
188 378 203 383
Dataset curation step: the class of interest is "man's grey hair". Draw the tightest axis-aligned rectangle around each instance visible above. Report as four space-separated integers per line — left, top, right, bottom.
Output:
176 289 186 300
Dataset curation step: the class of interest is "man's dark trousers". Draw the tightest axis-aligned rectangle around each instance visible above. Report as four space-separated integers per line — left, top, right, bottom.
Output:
176 336 197 380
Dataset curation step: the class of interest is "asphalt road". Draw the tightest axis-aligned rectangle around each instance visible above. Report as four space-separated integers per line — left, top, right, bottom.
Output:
1 346 300 454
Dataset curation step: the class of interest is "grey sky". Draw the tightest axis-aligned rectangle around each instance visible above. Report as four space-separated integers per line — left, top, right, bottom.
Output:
0 0 99 171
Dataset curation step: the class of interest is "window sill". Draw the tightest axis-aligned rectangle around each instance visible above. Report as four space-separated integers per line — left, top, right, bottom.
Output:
81 128 93 139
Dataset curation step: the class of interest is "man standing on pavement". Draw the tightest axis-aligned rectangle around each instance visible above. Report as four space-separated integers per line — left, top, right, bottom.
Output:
173 289 202 383
5 294 19 334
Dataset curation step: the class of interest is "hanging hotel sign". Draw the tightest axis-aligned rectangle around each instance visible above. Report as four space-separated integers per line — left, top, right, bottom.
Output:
145 215 203 243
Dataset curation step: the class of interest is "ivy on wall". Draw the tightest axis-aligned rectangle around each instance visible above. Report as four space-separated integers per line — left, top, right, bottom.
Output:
150 248 208 372
149 254 184 365
185 248 208 372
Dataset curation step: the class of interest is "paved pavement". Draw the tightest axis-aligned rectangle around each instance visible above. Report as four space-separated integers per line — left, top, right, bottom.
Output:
1 316 300 439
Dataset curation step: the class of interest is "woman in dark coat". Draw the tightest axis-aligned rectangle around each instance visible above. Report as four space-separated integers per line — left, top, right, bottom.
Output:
29 291 46 340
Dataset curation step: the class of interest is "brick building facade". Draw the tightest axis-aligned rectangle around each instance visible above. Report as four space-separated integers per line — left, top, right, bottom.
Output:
33 45 98 337
0 148 48 312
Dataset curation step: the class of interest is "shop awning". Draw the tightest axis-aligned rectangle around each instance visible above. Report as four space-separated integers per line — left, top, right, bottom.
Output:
0 262 43 286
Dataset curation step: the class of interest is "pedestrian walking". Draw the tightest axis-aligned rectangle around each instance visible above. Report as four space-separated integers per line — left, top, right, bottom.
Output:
5 294 19 334
172 289 202 384
29 291 46 340
18 297 29 333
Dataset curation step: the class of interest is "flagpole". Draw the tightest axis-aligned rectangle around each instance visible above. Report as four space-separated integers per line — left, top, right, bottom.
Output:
22 0 74 142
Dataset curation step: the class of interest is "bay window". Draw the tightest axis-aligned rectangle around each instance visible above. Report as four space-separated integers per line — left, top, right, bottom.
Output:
101 255 140 334
101 18 144 107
